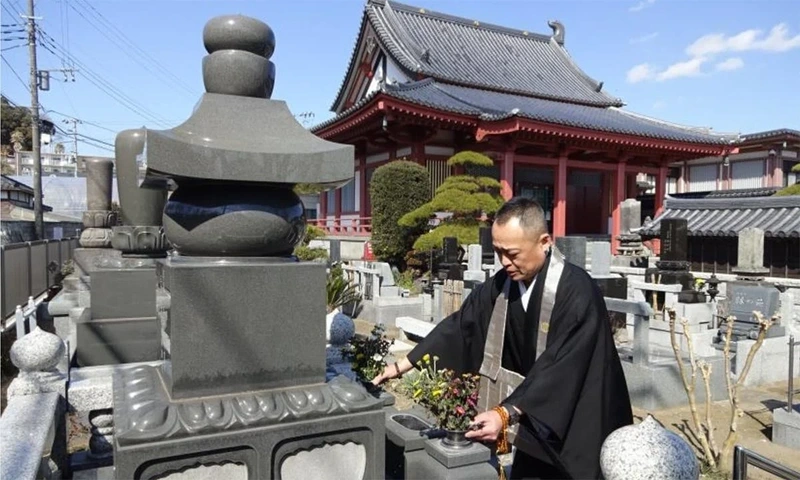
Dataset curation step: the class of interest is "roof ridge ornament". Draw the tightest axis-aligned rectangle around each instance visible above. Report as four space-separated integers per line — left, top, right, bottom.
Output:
547 20 565 46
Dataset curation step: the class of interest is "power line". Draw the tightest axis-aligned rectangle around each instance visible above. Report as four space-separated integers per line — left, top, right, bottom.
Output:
36 28 172 127
0 55 29 89
70 0 196 96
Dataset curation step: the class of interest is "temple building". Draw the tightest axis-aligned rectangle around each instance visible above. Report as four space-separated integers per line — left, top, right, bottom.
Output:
311 0 738 251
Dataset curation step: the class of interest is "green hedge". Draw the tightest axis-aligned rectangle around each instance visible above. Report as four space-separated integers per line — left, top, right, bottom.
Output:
370 160 431 265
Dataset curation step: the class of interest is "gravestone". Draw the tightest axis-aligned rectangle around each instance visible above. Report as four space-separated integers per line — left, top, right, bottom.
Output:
718 283 785 343
616 198 647 258
591 242 612 277
111 16 384 479
591 242 627 332
479 227 494 264
555 236 586 269
78 158 115 249
732 227 769 280
653 219 695 293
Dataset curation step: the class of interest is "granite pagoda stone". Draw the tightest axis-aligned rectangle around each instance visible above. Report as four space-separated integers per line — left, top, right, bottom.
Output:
79 158 116 249
111 15 382 480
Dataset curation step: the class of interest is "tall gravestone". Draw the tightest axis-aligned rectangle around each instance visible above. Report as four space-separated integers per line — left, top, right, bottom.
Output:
555 236 586 269
78 158 116 249
590 242 628 332
111 16 384 479
718 227 785 344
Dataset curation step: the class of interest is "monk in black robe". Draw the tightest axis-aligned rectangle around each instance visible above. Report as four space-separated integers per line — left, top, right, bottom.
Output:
373 197 633 479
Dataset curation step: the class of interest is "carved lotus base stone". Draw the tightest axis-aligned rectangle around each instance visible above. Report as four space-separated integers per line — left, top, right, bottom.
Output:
111 226 169 257
82 210 118 228
112 365 385 480
80 228 113 248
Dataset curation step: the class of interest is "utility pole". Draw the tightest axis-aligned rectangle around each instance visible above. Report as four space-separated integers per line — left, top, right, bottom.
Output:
24 0 43 239
63 118 82 177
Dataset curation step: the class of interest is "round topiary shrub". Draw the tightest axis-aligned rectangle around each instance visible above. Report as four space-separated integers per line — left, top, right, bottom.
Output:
370 160 431 265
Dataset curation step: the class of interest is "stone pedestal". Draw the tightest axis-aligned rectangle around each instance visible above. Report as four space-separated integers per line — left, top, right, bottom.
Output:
75 264 161 367
79 158 116 249
772 408 800 450
404 438 498 480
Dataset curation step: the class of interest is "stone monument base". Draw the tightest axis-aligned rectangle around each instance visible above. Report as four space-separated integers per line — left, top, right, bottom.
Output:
772 407 800 450
112 369 385 479
75 309 161 367
620 354 728 410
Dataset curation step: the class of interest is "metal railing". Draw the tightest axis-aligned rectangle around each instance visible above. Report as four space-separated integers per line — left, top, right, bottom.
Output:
0 237 79 319
732 445 800 480
309 217 372 236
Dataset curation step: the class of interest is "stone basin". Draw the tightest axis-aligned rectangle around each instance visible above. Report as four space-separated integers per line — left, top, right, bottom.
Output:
391 413 432 432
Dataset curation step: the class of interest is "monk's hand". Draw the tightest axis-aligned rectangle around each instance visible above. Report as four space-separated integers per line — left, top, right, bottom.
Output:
465 409 503 442
371 358 410 386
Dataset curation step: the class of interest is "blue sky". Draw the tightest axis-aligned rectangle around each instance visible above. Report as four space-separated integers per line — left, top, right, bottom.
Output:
2 0 798 157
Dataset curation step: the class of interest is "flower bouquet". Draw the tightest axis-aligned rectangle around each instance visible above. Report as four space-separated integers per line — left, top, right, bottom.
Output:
403 353 481 447
341 324 394 387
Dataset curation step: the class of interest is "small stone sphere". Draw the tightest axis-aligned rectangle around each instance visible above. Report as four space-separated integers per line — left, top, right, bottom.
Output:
203 15 275 58
600 415 699 480
10 326 65 372
163 184 306 256
329 313 356 346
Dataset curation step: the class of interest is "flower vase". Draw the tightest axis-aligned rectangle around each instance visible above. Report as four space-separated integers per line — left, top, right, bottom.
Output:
441 429 471 449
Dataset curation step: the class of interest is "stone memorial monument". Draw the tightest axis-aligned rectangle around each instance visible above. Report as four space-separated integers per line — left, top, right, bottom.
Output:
616 198 647 258
648 218 704 304
111 15 384 479
78 158 116 249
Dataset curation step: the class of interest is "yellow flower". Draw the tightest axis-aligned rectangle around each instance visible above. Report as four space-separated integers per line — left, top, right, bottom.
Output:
432 389 443 398
413 389 423 398
423 353 430 363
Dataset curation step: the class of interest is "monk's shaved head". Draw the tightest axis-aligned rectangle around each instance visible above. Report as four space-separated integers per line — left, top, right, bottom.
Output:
494 197 549 236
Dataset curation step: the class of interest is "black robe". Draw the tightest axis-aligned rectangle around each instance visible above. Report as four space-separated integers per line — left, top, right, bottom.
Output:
408 257 633 479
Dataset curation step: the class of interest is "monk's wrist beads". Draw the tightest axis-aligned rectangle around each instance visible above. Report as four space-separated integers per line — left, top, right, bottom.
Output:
492 405 511 454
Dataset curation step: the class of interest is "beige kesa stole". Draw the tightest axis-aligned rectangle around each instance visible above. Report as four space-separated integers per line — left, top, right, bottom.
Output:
478 246 565 444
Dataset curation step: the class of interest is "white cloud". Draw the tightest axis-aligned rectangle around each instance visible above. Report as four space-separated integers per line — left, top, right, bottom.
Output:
629 0 655 13
715 57 744 71
630 32 659 44
626 63 656 83
625 57 706 83
628 23 798 83
656 57 707 81
686 23 800 57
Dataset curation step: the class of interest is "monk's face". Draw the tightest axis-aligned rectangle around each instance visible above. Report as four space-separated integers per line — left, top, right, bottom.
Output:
492 217 551 284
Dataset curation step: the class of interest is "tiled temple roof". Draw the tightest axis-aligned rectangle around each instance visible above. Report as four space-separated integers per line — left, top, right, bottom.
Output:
637 195 800 238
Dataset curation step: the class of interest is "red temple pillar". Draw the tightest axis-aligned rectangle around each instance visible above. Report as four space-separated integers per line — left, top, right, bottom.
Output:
500 146 515 200
358 156 367 219
552 153 567 238
655 164 668 216
334 187 342 234
319 192 328 227
600 173 611 234
610 159 627 254
412 142 425 166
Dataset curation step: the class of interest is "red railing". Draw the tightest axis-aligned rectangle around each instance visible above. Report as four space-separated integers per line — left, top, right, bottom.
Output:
308 217 372 236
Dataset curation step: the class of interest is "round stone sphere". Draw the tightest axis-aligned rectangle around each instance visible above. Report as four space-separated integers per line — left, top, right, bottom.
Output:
328 313 356 346
203 15 275 58
163 184 306 256
10 326 65 372
202 51 275 98
600 415 699 480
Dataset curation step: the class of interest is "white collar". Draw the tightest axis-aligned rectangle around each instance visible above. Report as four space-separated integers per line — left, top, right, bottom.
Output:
517 277 536 312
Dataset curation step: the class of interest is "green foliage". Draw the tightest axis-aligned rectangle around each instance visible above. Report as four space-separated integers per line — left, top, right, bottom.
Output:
295 245 329 261
370 160 431 265
341 324 394 383
293 224 328 261
775 183 800 196
399 354 481 430
399 151 502 252
305 224 326 243
293 183 325 195
1 96 32 153
791 163 800 174
326 264 362 313
412 218 487 252
447 150 494 168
